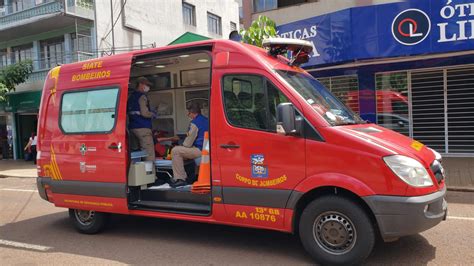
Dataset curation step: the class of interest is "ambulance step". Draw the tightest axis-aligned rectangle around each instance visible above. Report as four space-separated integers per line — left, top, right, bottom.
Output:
140 189 210 205
130 200 210 214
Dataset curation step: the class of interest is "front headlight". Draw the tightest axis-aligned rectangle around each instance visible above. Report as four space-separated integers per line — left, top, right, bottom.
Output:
383 155 433 187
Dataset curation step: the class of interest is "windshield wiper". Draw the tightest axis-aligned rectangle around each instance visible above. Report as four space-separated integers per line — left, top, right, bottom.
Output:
334 121 358 126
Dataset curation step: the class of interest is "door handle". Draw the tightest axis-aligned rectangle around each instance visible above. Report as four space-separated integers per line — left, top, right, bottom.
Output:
108 142 122 151
220 144 240 149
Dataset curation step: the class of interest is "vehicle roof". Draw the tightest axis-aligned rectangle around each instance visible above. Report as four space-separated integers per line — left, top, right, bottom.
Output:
75 39 300 72
52 39 304 92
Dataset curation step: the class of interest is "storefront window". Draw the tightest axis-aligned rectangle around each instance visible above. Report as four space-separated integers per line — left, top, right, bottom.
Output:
375 72 409 136
446 66 474 154
317 75 359 114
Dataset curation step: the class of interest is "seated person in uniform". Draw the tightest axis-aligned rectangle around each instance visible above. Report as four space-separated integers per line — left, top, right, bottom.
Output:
169 102 209 188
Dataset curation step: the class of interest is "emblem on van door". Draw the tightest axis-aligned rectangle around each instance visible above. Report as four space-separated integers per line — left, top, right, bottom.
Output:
80 144 87 156
251 154 268 178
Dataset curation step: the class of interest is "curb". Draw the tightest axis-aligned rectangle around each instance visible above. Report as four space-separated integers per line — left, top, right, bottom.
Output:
447 186 474 193
0 174 37 179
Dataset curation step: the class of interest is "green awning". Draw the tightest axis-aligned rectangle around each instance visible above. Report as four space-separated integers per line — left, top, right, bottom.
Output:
168 32 210 45
5 90 42 112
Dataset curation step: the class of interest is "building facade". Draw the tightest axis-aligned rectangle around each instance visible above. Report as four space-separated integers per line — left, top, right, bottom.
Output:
0 0 239 160
244 0 474 188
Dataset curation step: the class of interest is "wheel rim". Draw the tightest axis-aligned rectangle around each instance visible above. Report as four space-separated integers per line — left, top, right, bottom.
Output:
74 209 95 226
312 211 357 255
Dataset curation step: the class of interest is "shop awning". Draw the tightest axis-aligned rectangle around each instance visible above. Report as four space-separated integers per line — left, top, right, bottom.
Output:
5 90 42 112
168 32 210 45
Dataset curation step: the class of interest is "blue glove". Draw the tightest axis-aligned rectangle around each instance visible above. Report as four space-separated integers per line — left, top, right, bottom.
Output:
152 110 158 119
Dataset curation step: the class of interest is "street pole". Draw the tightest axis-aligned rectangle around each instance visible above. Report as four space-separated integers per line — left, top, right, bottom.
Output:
110 0 115 55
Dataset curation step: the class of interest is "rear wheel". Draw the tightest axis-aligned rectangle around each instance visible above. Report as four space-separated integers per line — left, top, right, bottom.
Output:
69 209 108 234
299 196 375 265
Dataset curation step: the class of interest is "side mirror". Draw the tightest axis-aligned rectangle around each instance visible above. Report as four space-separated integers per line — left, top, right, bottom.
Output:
398 120 405 128
277 103 301 136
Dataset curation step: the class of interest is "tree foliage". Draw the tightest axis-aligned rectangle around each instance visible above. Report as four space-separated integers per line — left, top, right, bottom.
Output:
240 15 277 47
0 60 33 102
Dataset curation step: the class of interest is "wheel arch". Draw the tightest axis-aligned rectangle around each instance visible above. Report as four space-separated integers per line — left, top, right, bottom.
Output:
289 186 379 236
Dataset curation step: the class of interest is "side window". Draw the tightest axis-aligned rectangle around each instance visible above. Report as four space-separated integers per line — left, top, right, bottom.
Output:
61 88 119 133
222 75 289 132
266 82 289 130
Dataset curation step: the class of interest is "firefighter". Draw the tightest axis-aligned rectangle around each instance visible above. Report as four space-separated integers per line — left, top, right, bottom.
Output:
170 102 209 187
128 76 156 161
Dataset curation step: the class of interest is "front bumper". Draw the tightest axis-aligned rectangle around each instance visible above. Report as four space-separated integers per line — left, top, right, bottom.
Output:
363 186 447 241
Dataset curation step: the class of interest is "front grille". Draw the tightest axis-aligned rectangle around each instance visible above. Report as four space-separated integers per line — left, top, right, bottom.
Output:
430 160 445 184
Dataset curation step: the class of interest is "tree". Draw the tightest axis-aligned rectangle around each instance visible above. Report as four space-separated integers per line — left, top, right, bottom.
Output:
0 60 33 102
240 15 277 47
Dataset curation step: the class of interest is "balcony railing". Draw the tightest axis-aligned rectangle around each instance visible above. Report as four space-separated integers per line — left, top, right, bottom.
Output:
25 69 50 83
0 1 63 29
0 0 94 30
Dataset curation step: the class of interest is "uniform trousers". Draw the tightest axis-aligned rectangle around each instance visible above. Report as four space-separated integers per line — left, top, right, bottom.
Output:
171 146 201 181
131 128 155 161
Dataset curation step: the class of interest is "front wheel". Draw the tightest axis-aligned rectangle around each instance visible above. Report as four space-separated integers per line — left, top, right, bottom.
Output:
299 196 375 265
69 209 108 234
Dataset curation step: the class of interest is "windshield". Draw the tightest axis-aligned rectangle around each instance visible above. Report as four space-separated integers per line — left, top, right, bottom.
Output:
277 70 365 126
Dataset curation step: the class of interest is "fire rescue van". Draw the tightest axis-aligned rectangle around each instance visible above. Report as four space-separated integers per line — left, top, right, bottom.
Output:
36 38 447 265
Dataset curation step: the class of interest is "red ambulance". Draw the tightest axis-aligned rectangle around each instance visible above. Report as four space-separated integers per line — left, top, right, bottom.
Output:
36 38 447 265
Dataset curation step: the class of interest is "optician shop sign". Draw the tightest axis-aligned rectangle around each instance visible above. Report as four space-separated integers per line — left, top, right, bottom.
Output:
276 0 474 67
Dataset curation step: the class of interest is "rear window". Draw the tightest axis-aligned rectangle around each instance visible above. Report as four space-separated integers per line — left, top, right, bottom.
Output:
60 87 119 134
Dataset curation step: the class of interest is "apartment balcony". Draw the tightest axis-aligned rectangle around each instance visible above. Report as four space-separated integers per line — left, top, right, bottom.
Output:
13 51 96 93
13 69 50 93
0 1 63 30
0 0 94 40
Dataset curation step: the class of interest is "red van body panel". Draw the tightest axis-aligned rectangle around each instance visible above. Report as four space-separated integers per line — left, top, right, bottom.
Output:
38 53 133 213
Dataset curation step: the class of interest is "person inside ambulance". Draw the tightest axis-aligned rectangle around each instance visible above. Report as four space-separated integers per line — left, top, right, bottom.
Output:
127 76 157 161
169 102 209 188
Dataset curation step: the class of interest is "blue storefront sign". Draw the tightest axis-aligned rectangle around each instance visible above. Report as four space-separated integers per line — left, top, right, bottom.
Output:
277 0 474 67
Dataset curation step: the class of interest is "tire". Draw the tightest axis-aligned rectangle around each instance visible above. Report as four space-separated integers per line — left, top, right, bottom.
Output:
299 196 375 265
68 209 108 234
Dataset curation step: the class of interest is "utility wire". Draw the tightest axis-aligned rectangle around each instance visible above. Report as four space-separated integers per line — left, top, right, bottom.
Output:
101 0 128 42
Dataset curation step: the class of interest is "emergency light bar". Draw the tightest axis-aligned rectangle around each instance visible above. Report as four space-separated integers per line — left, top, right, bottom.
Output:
262 38 313 66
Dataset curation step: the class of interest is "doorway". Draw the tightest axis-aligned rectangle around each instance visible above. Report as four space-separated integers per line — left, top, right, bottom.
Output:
16 113 38 159
0 115 9 159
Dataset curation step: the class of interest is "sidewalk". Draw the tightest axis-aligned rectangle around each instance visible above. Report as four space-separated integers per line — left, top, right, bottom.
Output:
443 157 474 191
0 160 37 178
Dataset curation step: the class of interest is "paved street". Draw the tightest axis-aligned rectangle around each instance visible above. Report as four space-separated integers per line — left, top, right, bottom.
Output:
1 167 473 265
